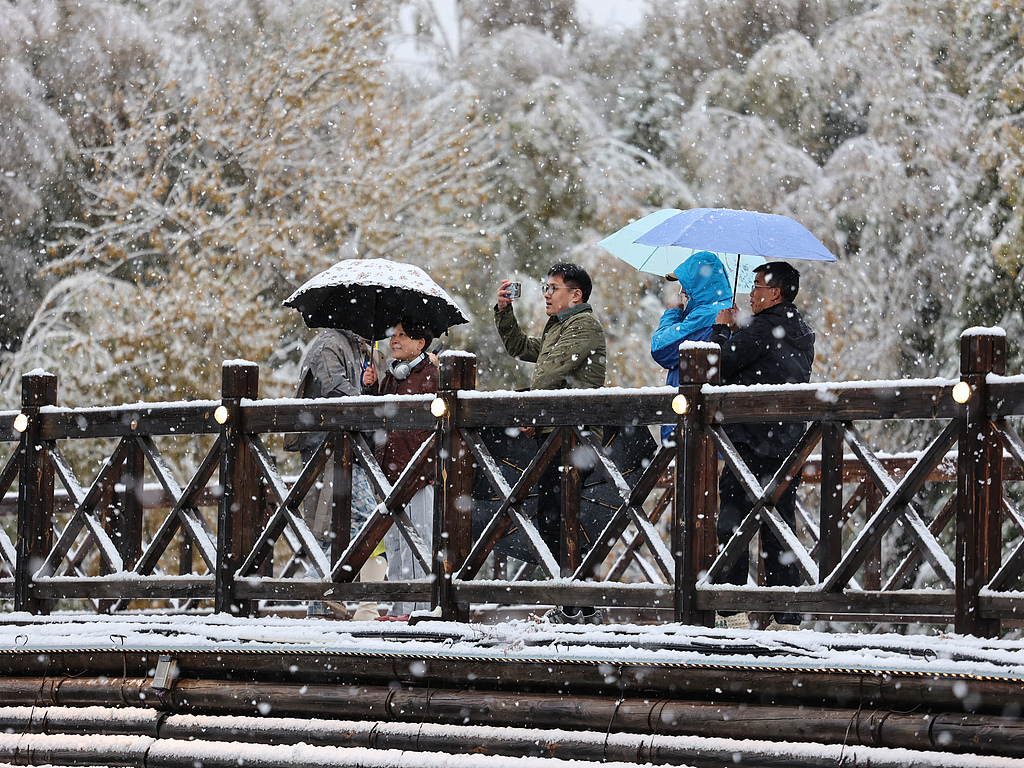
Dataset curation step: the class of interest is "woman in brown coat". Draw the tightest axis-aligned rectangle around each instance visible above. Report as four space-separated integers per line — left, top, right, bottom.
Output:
362 319 438 619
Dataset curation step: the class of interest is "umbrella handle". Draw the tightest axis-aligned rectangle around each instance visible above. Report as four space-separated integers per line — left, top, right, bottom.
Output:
732 254 740 302
364 340 379 371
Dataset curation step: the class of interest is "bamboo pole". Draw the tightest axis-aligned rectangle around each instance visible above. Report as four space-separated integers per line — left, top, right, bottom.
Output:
0 678 1021 758
0 705 1008 768
0 646 1021 716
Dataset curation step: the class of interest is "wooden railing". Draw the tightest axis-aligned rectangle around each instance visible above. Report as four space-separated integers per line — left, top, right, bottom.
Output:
0 329 1021 636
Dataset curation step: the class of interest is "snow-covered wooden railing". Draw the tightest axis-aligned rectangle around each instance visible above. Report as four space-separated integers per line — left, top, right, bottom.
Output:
0 328 1020 636
675 328 1016 637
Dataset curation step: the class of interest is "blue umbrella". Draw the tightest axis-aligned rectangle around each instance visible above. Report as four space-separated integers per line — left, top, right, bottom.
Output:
634 207 838 263
597 209 767 295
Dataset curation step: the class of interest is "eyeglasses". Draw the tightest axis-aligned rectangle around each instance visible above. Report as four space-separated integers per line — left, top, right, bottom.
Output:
751 281 776 292
541 283 563 296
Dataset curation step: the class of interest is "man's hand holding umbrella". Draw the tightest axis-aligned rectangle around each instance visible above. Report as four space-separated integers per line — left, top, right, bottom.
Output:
715 305 739 332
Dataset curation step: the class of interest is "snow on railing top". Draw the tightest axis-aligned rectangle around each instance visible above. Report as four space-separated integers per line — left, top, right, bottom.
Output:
705 376 955 395
456 385 676 398
988 373 1024 385
961 325 1005 337
678 340 719 351
38 399 222 415
12 376 962 414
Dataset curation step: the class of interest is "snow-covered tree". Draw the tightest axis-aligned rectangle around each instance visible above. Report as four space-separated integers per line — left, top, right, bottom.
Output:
2 2 501 405
0 0 169 352
5 0 1024 409
793 1 970 378
948 0 1024 372
423 19 695 390
464 0 578 43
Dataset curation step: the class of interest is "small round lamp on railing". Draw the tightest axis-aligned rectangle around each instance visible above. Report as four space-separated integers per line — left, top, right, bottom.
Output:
430 397 448 418
12 413 29 433
952 381 972 404
671 394 689 415
214 406 230 425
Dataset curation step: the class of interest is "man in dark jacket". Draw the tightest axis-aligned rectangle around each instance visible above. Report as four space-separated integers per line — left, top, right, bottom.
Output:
710 261 815 628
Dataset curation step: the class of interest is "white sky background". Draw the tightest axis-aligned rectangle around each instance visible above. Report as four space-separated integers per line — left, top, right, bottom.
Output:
396 0 648 62
574 0 649 29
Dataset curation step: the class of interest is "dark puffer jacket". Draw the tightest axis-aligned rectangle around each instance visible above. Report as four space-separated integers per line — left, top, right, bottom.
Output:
710 302 815 457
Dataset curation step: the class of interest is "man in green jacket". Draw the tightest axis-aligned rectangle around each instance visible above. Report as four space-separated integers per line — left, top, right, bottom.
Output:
495 264 607 395
494 262 607 625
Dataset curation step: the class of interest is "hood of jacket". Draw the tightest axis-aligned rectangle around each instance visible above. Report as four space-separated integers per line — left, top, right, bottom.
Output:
665 252 732 340
674 251 732 310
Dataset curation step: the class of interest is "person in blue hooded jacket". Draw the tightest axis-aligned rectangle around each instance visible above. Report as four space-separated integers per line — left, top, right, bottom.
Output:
650 251 732 443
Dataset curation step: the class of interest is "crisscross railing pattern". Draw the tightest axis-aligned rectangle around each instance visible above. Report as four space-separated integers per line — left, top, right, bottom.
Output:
678 330 1018 635
0 329 1021 636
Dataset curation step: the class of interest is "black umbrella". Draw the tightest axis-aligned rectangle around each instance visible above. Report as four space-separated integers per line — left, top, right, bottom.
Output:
284 258 469 340
471 424 657 563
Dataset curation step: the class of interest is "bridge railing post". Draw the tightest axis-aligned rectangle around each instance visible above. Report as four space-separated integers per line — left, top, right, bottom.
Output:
216 361 261 616
818 423 845 580
675 342 719 626
15 371 57 614
433 352 476 621
956 328 1005 637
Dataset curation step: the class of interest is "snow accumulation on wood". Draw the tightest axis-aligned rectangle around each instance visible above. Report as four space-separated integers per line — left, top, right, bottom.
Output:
3 613 1024 683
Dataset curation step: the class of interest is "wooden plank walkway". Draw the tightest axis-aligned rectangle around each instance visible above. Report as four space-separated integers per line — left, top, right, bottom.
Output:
0 615 1022 765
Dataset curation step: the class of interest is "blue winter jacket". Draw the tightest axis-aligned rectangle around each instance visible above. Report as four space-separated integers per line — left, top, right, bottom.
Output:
651 252 732 442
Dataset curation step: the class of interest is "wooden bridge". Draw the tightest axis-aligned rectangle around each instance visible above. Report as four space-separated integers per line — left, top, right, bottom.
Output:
1 327 1024 766
0 614 1022 767
0 327 1020 633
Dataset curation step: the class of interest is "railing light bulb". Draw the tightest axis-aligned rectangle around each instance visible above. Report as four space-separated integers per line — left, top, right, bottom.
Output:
214 406 230 424
952 381 972 404
12 413 28 433
671 394 689 415
430 397 447 418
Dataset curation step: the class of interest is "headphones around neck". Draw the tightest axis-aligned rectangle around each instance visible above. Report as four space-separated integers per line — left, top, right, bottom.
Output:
390 353 426 381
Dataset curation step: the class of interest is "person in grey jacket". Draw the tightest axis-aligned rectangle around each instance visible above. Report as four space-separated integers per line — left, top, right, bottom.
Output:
287 328 384 620
710 261 815 628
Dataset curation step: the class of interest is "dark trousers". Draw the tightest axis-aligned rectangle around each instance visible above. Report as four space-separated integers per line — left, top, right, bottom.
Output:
536 459 563 560
717 443 802 623
536 447 595 615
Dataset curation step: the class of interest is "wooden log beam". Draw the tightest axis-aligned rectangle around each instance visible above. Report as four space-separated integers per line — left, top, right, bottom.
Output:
676 343 718 626
0 676 1022 759
695 585 954 618
2 707 1022 767
246 396 437 434
456 389 676 429
434 353 476 621
703 380 958 422
37 402 220 440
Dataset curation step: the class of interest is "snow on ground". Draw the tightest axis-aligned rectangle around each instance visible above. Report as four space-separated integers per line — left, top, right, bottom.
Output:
2 612 1024 681
2 613 1023 766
